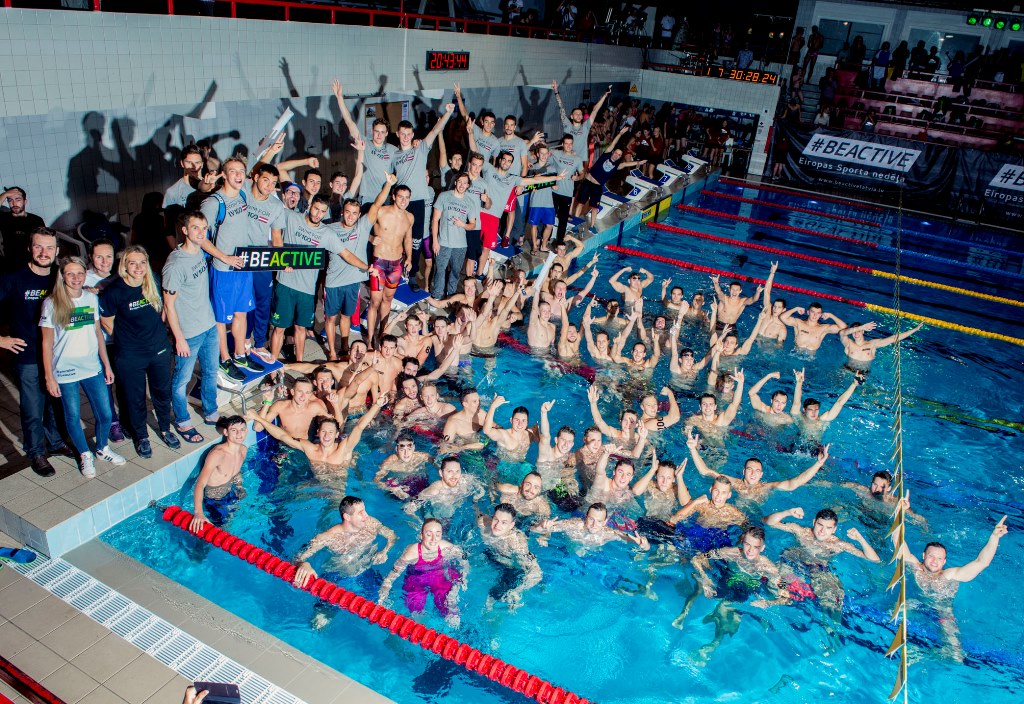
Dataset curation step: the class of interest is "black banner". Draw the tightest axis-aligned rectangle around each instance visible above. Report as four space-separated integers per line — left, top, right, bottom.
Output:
949 152 1024 226
236 247 325 271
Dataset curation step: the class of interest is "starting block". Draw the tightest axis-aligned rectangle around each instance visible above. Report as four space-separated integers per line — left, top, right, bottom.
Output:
626 169 669 196
213 355 284 411
679 154 709 172
656 160 688 185
597 189 635 221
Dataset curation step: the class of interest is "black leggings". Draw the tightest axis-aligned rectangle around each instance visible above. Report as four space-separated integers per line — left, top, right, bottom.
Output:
552 193 573 244
114 347 173 441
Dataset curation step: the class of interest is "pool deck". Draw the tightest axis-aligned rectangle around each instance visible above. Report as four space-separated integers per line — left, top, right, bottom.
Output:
0 166 712 703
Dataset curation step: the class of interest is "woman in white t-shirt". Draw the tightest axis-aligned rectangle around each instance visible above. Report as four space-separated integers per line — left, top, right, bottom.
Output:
40 257 125 478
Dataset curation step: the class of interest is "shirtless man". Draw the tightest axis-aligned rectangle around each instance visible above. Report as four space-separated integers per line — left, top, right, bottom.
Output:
764 507 880 611
375 433 432 500
534 401 578 492
342 334 404 406
287 339 369 388
840 320 923 369
367 177 414 347
441 387 487 452
473 281 520 349
533 502 650 551
496 471 552 520
543 272 597 312
477 504 543 610
668 476 749 531
631 453 690 521
684 370 745 437
574 426 605 496
392 375 424 422
780 302 847 352
292 496 397 586
609 266 655 317
389 309 433 363
708 310 766 362
840 471 926 529
685 291 711 327
711 274 762 326
483 396 538 461
405 382 457 426
638 387 681 432
587 444 642 513
587 386 648 459
556 302 583 360
793 370 864 438
688 427 830 501
527 295 557 349
189 416 249 532
747 370 797 426
759 262 788 343
260 378 338 440
405 455 486 518
661 279 689 313
552 234 586 272
892 512 1008 660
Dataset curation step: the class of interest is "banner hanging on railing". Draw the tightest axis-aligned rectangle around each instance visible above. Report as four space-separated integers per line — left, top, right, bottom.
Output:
949 152 1024 226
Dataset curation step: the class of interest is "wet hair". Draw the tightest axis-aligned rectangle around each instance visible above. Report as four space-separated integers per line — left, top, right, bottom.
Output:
494 502 517 519
396 431 415 446
440 455 461 471
803 398 820 410
740 526 766 543
729 281 743 289
556 425 575 439
814 508 839 523
398 374 420 391
670 286 683 295
292 377 314 389
587 502 608 515
657 459 677 472
699 393 717 404
524 471 543 483
713 476 732 488
310 365 335 388
381 334 399 346
774 297 787 308
315 416 340 433
723 332 739 342
808 302 823 312
744 458 763 469
339 496 363 516
512 405 529 419
350 339 368 350
849 321 863 330
584 424 602 439
614 459 634 472
770 390 788 401
216 415 246 433
872 470 894 483
392 184 412 198
88 237 115 256
924 541 946 553
460 387 479 401
422 517 443 531
254 163 280 179
679 347 694 357
402 356 420 368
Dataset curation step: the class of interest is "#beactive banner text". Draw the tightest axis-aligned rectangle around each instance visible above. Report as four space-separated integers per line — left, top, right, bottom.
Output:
236 247 326 271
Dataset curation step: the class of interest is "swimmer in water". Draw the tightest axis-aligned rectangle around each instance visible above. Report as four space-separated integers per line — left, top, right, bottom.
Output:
661 278 690 314
674 527 790 656
261 377 341 440
638 387 681 432
189 416 249 533
375 433 432 500
556 301 583 360
685 291 711 327
793 370 864 440
535 401 579 495
668 476 749 531
710 274 762 326
687 427 830 502
404 455 486 518
763 507 880 612
587 385 648 459
581 300 614 362
586 443 643 513
779 302 847 352
495 471 553 520
533 502 650 552
747 370 799 426
379 518 469 628
707 310 766 362
840 320 923 368
574 425 606 496
478 503 543 611
759 262 788 343
441 387 488 452
527 294 557 349
610 305 660 373
891 509 1008 661
684 369 746 438
631 451 690 521
609 265 655 317
404 382 457 426
483 395 538 461
392 374 423 422
839 471 927 528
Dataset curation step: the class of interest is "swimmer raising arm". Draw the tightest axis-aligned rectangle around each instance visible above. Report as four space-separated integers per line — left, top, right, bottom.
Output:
893 505 1008 583
764 507 880 562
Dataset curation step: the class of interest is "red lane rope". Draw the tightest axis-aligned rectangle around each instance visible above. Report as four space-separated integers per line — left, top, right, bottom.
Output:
604 245 868 307
676 204 879 248
646 222 874 273
161 506 595 704
718 176 886 212
0 654 68 704
701 190 882 227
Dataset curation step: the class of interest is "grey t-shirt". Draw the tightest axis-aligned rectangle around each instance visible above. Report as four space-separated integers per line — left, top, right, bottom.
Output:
495 135 528 171
276 211 342 294
481 163 521 218
473 124 501 162
326 218 373 288
550 149 584 198
360 139 397 204
433 190 480 249
393 141 433 201
562 116 593 145
200 191 249 272
161 246 216 339
527 164 558 209
163 177 193 208
242 181 287 246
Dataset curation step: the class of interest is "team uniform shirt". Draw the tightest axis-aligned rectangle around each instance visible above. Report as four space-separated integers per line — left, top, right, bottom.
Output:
495 136 528 171
98 278 168 354
242 181 287 245
472 124 501 162
526 164 559 209
433 191 480 249
326 218 373 288
162 176 194 208
162 246 216 339
393 141 434 201
0 266 56 363
561 116 593 145
480 164 522 218
360 138 397 203
550 149 584 198
466 174 489 212
276 211 342 295
38 291 101 383
200 191 249 272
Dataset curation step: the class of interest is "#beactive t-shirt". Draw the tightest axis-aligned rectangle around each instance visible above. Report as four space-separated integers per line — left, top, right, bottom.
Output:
38 291 101 383
161 246 216 340
0 265 56 363
432 190 481 249
98 277 169 355
276 210 342 295
200 190 249 271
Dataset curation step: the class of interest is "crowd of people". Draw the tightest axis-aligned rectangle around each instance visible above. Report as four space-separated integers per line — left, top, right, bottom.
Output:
0 72 1008 665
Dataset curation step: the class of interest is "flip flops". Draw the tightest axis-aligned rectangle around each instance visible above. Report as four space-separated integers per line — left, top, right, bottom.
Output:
174 425 205 444
0 547 37 564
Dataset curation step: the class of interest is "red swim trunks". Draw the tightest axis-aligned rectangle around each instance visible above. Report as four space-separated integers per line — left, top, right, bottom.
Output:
372 257 403 290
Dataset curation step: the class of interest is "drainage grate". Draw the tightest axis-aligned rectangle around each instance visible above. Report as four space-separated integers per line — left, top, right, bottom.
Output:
12 555 308 704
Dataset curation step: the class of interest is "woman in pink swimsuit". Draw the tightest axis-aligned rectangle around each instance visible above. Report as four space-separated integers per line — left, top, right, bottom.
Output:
378 518 469 624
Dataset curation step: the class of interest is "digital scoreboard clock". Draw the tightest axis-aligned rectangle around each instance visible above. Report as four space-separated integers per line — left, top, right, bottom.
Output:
425 50 470 71
702 66 778 84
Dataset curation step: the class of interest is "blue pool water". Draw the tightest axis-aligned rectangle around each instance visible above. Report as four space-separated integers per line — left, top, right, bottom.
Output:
103 180 1024 704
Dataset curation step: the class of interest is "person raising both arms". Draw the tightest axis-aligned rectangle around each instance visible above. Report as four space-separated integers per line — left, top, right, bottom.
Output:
780 302 847 352
747 370 800 426
840 320 923 369
710 274 762 328
609 265 654 318
573 126 646 233
684 369 745 438
792 369 864 439
759 262 789 343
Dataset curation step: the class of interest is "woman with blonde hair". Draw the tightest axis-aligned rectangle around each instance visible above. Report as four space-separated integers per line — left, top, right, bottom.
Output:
98 245 180 459
41 256 126 477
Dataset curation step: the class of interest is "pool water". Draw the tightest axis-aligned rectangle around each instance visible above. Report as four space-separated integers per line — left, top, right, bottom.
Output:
103 180 1024 704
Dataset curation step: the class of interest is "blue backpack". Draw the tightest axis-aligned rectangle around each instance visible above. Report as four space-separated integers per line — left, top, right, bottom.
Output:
210 189 247 243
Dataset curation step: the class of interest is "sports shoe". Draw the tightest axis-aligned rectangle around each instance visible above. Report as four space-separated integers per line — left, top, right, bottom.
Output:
219 358 246 382
79 452 96 478
95 446 126 466
161 431 181 450
109 421 126 443
235 354 265 373
31 456 56 477
500 236 510 248
135 438 152 459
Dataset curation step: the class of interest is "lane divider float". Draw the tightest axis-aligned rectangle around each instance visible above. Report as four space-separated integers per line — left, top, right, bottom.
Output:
0 653 67 704
603 245 1024 346
646 223 1024 308
718 176 886 212
701 190 882 227
161 506 595 704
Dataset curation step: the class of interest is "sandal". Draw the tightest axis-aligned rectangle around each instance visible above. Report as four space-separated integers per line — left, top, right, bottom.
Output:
174 425 205 443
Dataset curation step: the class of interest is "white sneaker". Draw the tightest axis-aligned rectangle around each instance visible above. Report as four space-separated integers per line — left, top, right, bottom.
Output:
96 446 126 466
80 452 96 478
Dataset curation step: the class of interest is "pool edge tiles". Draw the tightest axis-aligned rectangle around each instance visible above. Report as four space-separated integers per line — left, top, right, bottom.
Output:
12 540 392 704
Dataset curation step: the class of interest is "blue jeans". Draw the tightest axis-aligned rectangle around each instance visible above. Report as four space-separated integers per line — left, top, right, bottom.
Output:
14 363 65 459
59 372 112 454
171 326 220 426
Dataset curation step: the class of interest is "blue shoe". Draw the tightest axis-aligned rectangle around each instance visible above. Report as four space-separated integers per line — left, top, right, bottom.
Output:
161 431 181 450
135 438 152 459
